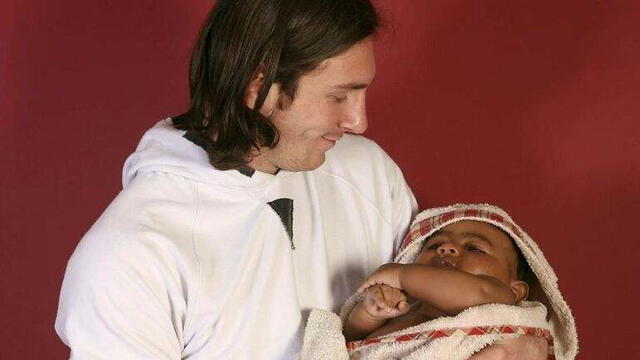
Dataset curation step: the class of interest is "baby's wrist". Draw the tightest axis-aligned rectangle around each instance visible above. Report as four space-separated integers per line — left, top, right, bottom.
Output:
396 263 409 289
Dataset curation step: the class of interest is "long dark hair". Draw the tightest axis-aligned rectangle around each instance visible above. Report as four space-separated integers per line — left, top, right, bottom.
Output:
173 0 379 170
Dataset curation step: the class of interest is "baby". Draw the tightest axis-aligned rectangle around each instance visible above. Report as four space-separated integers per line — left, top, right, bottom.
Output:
343 218 531 341
300 204 578 360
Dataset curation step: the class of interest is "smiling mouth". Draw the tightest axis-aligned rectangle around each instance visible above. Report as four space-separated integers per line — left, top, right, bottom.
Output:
320 136 341 150
321 136 340 143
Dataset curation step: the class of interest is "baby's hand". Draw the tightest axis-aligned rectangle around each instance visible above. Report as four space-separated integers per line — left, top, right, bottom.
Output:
357 263 405 293
360 284 410 321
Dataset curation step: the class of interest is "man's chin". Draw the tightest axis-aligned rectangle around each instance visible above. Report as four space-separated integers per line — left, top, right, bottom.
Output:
282 154 326 172
306 154 327 171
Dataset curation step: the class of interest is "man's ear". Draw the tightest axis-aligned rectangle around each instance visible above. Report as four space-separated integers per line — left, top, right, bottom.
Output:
510 280 529 303
244 65 267 109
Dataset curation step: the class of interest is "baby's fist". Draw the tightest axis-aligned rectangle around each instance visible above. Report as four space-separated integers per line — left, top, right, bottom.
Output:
357 263 404 293
361 284 410 321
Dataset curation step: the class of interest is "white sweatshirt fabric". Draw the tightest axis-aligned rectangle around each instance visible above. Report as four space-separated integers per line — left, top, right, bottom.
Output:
55 119 417 359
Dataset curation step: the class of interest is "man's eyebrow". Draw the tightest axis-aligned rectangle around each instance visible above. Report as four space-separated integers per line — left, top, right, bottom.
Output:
331 81 371 90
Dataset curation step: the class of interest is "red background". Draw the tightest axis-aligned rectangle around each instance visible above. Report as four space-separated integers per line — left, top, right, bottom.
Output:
2 1 639 358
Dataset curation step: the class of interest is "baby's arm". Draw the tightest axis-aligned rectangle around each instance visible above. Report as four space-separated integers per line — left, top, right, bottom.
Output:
359 263 517 316
343 284 409 341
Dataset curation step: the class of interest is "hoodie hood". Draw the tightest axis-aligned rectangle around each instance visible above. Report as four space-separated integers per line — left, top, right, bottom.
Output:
396 203 578 359
122 119 281 191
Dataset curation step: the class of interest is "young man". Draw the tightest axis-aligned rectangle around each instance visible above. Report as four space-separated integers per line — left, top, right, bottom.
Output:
55 0 548 358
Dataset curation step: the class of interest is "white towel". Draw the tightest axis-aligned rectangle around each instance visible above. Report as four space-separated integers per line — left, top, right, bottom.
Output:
301 203 578 359
302 301 550 360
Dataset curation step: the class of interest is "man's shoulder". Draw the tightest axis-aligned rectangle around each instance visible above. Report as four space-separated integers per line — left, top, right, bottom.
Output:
77 171 200 263
325 134 390 165
321 134 400 178
331 133 383 153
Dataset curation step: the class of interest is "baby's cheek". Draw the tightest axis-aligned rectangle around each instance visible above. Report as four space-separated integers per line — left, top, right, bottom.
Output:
464 260 497 276
414 252 432 265
467 260 511 283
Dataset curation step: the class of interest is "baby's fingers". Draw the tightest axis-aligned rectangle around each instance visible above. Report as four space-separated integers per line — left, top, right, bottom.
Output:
377 286 409 316
384 301 409 318
357 279 383 294
397 300 410 314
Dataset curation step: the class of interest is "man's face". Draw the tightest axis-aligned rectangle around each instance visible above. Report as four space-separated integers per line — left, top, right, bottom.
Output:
415 220 520 286
249 37 376 173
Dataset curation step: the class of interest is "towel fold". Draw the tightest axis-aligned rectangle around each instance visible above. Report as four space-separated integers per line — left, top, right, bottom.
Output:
301 301 551 360
300 204 577 359
299 309 349 360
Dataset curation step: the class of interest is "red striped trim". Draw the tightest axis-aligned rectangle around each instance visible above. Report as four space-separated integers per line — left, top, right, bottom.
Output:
346 325 552 352
399 209 524 251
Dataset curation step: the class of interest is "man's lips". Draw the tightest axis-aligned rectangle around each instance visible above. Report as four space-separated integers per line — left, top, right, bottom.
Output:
320 135 342 150
321 135 341 143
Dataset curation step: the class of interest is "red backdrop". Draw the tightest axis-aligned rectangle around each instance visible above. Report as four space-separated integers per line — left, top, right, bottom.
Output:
2 1 639 358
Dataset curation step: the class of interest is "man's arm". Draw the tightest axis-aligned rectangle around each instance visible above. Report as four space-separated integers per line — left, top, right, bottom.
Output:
55 234 186 359
358 263 516 315
382 150 419 252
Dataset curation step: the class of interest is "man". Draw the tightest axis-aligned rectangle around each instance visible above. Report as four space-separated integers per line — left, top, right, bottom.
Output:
55 0 548 358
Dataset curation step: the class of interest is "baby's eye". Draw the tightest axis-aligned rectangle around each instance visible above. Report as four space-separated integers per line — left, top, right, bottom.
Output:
465 244 485 253
425 243 441 250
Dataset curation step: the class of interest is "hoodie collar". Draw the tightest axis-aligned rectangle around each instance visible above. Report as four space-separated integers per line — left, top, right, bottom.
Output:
122 119 288 192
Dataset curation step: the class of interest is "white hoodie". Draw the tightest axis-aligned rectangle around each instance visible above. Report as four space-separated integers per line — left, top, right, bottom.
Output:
55 119 417 359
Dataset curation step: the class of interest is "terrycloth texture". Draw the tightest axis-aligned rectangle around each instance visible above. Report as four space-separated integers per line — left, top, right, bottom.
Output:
302 204 578 359
303 301 551 360
300 310 349 360
391 204 578 359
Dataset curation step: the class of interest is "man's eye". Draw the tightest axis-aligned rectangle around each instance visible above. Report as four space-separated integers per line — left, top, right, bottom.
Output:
331 95 347 103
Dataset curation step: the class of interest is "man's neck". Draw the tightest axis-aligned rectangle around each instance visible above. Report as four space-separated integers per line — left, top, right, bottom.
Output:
247 152 279 175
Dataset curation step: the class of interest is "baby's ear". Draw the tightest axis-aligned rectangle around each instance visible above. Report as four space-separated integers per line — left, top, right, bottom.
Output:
510 280 529 303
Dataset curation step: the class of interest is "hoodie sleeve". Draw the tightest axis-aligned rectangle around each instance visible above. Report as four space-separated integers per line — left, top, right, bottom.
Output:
56 246 181 359
55 174 199 359
379 147 418 253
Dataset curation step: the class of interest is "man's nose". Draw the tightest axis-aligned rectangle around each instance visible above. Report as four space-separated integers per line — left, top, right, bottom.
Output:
339 93 368 134
437 242 461 256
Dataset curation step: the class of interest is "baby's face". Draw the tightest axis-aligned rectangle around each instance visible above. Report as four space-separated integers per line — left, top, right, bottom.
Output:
415 220 519 286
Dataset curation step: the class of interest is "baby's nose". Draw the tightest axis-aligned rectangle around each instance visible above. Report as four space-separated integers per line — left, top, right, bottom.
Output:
437 242 460 256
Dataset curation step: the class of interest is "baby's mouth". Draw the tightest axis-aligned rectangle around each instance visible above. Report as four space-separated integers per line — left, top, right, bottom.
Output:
432 257 458 269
